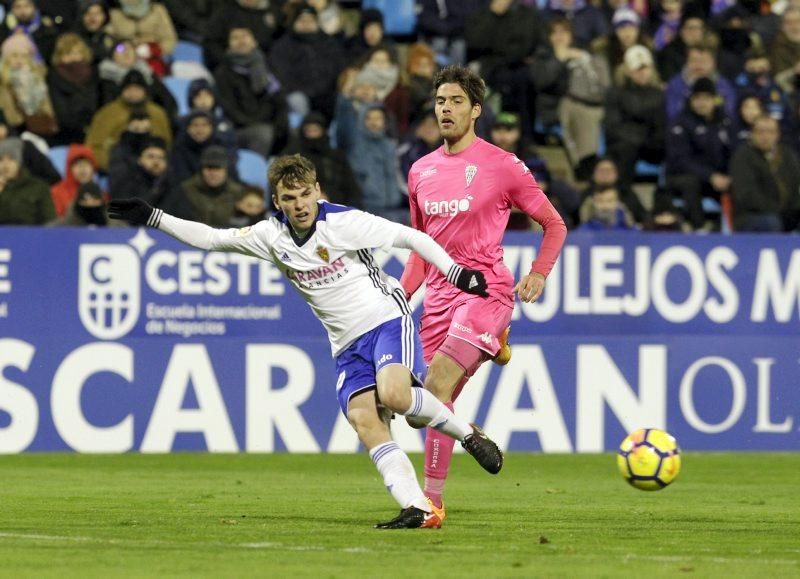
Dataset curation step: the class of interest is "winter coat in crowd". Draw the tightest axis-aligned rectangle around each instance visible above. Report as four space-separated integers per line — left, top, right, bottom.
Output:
604 79 666 149
180 173 244 227
109 159 192 218
665 71 737 120
47 60 100 145
730 140 800 230
107 1 178 57
465 2 544 77
213 51 288 135
666 106 732 180
0 168 55 224
417 0 482 40
202 2 279 71
85 98 172 170
770 29 800 76
336 98 402 215
268 31 345 101
98 58 178 122
49 143 98 216
162 0 220 42
170 111 238 185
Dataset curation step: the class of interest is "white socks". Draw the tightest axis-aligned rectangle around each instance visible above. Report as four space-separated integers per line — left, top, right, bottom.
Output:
369 441 429 512
405 387 472 440
367 389 473 512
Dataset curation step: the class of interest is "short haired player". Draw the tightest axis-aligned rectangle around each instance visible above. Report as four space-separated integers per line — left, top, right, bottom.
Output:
109 154 504 529
401 66 568 523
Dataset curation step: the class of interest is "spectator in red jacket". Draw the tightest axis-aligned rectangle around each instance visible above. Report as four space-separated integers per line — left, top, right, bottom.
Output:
49 143 99 217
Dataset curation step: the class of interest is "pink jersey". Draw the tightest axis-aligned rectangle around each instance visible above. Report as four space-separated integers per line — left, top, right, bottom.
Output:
407 138 548 311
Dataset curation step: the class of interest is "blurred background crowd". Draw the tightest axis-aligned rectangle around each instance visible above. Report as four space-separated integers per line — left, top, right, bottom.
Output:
0 0 797 233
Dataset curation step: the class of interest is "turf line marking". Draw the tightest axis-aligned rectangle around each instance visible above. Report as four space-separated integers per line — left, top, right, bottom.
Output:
239 542 369 553
0 532 103 543
0 532 371 553
623 553 799 566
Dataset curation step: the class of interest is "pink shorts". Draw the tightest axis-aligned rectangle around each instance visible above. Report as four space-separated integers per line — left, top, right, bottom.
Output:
420 296 513 366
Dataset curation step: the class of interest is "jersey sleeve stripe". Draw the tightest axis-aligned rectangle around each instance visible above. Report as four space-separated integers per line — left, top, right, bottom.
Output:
356 249 412 316
356 249 390 296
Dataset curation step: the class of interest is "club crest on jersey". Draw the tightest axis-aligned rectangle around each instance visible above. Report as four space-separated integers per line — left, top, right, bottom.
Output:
465 164 478 187
316 246 330 262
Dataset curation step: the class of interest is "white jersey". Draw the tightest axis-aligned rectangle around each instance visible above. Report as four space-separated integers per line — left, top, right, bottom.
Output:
162 202 411 356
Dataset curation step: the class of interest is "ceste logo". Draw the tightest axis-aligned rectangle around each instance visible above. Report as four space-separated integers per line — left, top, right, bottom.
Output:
424 195 473 218
79 244 141 340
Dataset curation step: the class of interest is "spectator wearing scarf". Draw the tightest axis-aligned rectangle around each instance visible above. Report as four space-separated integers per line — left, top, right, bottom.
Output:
0 32 56 136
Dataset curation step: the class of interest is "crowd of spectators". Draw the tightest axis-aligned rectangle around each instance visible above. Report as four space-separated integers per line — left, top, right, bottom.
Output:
0 0 797 233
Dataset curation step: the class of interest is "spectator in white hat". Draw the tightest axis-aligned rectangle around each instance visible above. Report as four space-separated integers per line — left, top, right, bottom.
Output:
603 45 666 192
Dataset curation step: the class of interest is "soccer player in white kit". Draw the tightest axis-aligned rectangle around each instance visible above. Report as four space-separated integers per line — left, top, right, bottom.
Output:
108 154 504 529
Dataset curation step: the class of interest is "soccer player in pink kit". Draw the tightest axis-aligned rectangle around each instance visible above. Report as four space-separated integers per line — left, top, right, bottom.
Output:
401 66 567 523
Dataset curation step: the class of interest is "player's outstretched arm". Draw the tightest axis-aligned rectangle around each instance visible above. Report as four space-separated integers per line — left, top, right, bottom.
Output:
393 226 488 297
109 198 219 250
108 198 257 254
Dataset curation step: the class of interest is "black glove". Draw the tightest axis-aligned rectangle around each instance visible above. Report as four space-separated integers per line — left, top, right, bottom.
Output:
447 264 489 297
107 198 159 226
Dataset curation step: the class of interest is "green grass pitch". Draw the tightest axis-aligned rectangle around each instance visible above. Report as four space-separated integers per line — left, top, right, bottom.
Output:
0 453 798 578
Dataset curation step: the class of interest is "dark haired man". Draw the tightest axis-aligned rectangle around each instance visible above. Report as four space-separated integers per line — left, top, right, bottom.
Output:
108 136 191 219
400 65 568 522
730 115 800 231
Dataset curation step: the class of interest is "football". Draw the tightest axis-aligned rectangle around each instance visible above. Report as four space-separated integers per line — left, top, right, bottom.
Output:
617 428 681 491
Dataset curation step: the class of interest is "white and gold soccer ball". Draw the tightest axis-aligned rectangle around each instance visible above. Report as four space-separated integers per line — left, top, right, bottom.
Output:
617 428 681 491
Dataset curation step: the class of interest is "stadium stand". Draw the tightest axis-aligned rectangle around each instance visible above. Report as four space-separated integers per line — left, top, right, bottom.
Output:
0 0 790 233
362 0 417 35
173 40 203 64
49 146 69 178
163 77 192 117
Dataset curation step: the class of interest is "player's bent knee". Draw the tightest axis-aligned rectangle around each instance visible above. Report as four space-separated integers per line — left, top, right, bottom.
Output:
347 407 390 448
377 384 411 415
347 406 375 430
376 364 413 414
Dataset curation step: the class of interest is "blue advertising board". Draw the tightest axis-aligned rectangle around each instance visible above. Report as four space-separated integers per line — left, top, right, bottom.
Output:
0 228 797 453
